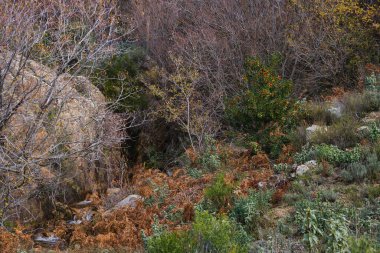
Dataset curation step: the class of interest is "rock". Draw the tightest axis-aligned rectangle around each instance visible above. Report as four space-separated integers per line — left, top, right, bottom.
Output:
257 181 267 189
33 234 61 247
67 219 82 225
67 210 94 225
114 194 143 209
83 211 94 221
103 194 143 217
306 125 327 141
296 164 310 176
0 51 123 221
327 101 344 118
357 126 370 135
166 169 173 177
304 160 317 168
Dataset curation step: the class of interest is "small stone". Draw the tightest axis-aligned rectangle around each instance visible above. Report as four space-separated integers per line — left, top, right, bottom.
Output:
83 211 94 221
67 219 82 225
33 234 61 246
114 194 143 209
257 181 266 189
165 169 173 177
304 160 317 168
327 102 344 118
296 164 310 176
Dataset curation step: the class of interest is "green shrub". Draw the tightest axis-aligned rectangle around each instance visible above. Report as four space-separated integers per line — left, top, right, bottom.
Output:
342 162 367 183
191 211 249 253
295 201 349 253
204 173 234 211
273 163 292 174
146 231 190 253
91 47 148 112
187 168 203 179
230 190 273 236
367 185 380 201
146 211 250 253
225 54 297 157
282 193 302 205
348 237 379 253
341 151 380 183
315 144 361 165
226 54 295 132
368 122 380 143
318 190 338 203
197 136 221 172
294 144 362 166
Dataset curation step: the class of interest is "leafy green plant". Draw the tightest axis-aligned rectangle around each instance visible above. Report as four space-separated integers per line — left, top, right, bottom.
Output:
325 214 349 252
368 122 380 142
204 173 234 211
144 183 169 207
145 211 250 253
273 163 291 174
187 168 203 179
191 211 249 253
296 207 323 252
295 201 350 253
91 47 148 112
225 54 297 157
198 136 221 172
348 237 379 253
146 231 190 253
341 150 380 183
230 190 273 237
318 190 338 203
294 144 361 166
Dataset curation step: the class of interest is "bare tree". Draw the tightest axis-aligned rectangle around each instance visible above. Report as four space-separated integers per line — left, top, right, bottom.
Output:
130 0 289 146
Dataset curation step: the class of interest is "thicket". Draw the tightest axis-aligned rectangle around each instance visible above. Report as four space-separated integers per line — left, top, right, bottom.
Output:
91 48 148 112
226 55 297 157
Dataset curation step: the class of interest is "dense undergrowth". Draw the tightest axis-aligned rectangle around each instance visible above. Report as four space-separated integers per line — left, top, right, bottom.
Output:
1 0 380 252
1 56 380 253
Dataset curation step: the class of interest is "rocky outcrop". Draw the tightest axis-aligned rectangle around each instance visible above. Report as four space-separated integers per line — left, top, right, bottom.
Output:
0 52 117 221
